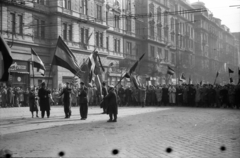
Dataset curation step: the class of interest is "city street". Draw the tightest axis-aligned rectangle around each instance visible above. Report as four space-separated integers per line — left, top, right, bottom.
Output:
0 106 240 158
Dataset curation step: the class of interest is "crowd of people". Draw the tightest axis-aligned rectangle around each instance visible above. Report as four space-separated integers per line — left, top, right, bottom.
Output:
1 83 240 110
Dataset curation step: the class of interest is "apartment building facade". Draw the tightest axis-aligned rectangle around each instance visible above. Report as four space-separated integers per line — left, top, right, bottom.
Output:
0 0 239 88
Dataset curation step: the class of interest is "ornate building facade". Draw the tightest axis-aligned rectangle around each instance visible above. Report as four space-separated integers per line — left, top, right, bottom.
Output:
0 0 239 88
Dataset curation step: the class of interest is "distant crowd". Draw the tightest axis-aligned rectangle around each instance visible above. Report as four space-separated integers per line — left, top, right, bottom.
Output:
0 83 240 109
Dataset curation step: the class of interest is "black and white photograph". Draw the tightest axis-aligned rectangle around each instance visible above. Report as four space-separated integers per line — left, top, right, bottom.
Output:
0 0 240 157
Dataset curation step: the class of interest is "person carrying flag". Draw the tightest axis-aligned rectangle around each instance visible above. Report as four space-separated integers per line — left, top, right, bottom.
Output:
59 82 72 119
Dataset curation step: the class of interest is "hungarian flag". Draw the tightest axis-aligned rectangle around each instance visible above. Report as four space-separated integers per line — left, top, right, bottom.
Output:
179 73 186 82
214 71 219 85
52 36 84 79
130 75 140 89
0 34 13 81
228 68 234 74
123 53 145 78
31 48 46 76
167 66 175 75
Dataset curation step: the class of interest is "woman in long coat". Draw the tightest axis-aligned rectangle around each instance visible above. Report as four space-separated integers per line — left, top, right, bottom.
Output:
168 85 176 105
29 88 39 118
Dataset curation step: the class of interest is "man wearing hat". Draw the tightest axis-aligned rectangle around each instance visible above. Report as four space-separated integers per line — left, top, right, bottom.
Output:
78 81 88 120
104 85 118 122
59 82 72 118
38 82 51 118
101 81 108 114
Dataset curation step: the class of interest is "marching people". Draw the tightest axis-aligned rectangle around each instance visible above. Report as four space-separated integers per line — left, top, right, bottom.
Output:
38 82 53 118
78 82 88 120
104 85 118 122
29 87 39 118
155 85 162 106
59 82 72 119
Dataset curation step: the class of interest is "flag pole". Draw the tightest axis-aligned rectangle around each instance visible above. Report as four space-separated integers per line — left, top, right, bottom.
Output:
47 37 59 88
32 61 35 87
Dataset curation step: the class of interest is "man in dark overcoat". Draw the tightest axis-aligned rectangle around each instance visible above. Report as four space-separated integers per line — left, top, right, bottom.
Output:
59 82 72 118
162 85 169 106
101 82 108 114
104 85 118 122
38 82 51 118
78 82 88 120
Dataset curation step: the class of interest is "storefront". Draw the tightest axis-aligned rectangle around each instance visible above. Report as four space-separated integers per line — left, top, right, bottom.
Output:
8 60 30 89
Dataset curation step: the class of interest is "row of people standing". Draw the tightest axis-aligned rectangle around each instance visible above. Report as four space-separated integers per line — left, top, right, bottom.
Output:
116 84 240 108
0 86 30 107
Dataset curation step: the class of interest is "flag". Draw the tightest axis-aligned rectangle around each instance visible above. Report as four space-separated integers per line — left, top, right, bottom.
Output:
130 75 140 89
0 34 13 81
123 53 145 78
228 68 234 74
167 66 175 75
188 76 191 85
179 73 186 82
224 63 227 72
230 78 233 83
214 71 219 85
31 48 46 76
52 36 84 79
79 51 103 87
94 75 102 98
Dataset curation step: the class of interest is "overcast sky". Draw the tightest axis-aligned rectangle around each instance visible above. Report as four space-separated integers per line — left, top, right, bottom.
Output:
189 0 240 33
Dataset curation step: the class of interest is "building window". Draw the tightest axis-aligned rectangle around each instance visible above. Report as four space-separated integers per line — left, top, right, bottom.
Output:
126 0 131 11
68 24 72 41
10 13 16 34
95 32 99 47
157 8 161 23
37 0 45 5
96 5 102 20
63 23 67 40
85 29 89 44
164 50 168 62
106 11 108 25
114 15 120 28
150 23 154 37
158 48 162 59
117 39 120 52
127 42 132 54
150 46 155 58
40 20 45 39
99 32 103 48
126 17 131 32
106 36 109 50
81 0 88 15
114 39 117 52
17 14 23 35
95 31 103 48
81 28 84 43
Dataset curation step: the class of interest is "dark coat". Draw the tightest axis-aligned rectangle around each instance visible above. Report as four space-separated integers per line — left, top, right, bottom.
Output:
38 88 50 111
100 87 108 108
105 90 118 115
78 88 88 105
60 88 72 105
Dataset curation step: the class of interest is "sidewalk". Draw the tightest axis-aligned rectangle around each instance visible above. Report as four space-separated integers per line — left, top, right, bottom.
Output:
0 106 171 135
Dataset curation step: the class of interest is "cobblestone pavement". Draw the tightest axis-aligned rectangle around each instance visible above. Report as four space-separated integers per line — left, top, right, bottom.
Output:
0 106 240 158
